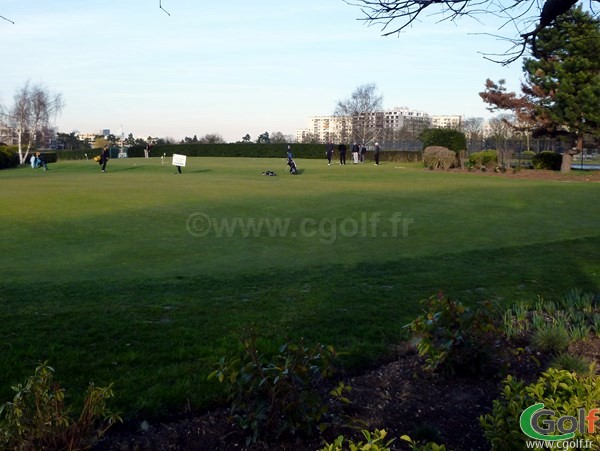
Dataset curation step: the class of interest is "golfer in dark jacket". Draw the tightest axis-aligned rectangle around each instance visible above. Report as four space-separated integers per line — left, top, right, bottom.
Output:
325 140 334 165
338 143 347 165
100 146 109 172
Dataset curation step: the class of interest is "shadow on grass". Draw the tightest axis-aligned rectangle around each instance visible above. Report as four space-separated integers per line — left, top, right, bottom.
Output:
0 236 598 419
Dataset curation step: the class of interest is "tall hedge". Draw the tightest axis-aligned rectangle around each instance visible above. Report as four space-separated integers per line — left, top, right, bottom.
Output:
532 151 562 170
420 128 467 154
0 146 19 170
58 143 422 162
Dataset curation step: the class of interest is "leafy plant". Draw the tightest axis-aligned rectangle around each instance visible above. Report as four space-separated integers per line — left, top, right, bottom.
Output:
569 323 592 341
530 322 571 354
558 288 595 313
593 314 600 337
481 368 600 450
549 352 596 376
400 434 447 450
319 428 395 451
0 362 120 451
208 333 341 444
468 150 498 170
406 293 503 374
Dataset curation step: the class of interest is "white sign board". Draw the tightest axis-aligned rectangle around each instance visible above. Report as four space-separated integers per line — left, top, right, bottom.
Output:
172 154 187 167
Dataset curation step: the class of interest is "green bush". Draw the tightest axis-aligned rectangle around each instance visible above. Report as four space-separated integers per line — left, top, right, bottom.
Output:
419 128 466 153
468 150 498 170
40 152 57 163
405 294 503 374
530 322 571 354
422 147 456 170
0 146 19 170
480 368 600 450
532 151 562 170
208 334 340 444
549 352 595 376
0 362 121 450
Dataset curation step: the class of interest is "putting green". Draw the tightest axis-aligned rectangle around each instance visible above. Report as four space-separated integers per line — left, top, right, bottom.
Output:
2 157 598 284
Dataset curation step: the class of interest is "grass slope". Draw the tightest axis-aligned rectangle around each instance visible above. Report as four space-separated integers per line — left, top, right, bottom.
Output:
1 158 598 418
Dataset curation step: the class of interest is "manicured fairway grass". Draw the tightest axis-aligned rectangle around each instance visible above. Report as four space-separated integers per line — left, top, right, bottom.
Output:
1 157 599 419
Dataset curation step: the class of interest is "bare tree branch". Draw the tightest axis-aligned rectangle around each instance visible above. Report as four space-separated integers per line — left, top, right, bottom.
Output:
0 14 15 24
159 0 171 16
345 0 599 64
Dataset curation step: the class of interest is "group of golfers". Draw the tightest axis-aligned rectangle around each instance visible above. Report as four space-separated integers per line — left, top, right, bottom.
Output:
325 141 381 166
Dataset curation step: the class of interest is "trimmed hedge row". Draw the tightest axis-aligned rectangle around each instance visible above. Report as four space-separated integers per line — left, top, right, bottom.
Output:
0 146 19 170
0 148 58 169
58 143 422 162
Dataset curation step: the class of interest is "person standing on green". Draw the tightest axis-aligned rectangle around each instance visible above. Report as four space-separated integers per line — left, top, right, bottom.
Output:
100 145 109 172
338 142 347 165
374 142 381 166
325 140 334 165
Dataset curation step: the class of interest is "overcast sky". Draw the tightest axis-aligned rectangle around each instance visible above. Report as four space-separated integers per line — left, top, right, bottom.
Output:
2 0 526 142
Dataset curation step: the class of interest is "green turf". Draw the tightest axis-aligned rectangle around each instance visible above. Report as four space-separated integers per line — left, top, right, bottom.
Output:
1 158 599 418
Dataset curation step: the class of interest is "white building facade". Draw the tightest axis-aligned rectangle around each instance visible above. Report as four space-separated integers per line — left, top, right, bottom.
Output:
431 115 464 129
297 107 432 145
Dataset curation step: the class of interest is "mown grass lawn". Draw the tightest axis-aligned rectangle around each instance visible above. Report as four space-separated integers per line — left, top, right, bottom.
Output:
1 157 598 419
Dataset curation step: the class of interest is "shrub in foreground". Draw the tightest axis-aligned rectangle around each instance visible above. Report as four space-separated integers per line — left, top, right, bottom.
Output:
530 322 571 354
406 294 503 374
468 150 498 170
0 362 121 450
480 368 600 450
208 334 341 444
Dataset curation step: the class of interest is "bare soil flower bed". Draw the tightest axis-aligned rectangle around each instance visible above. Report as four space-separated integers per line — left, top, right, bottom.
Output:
94 337 600 451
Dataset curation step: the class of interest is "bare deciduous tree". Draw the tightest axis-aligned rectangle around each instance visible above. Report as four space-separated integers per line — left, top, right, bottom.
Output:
344 0 596 64
270 131 292 144
334 83 383 145
487 114 516 164
199 133 226 144
9 81 63 164
463 117 485 153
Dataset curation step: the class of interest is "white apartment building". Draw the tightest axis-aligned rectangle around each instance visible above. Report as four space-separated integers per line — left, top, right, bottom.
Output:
383 107 430 129
431 115 463 129
297 107 431 144
0 122 17 145
297 115 351 143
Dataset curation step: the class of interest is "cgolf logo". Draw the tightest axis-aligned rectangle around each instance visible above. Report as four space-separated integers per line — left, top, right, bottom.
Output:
520 403 598 446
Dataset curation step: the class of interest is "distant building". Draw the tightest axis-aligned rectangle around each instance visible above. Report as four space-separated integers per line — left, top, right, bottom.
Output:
297 115 352 144
431 115 463 130
0 122 17 145
295 129 311 143
297 107 431 146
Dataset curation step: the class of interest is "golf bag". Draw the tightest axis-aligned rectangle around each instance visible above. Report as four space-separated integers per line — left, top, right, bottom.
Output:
287 158 298 175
